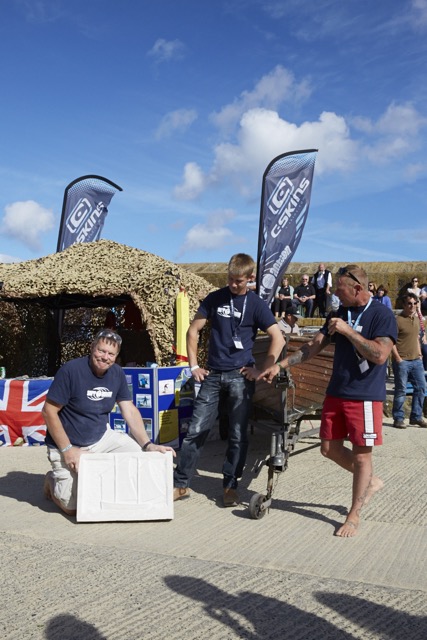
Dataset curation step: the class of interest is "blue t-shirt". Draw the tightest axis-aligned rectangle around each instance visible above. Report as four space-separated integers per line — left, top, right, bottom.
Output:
199 287 276 370
45 356 131 447
320 299 397 401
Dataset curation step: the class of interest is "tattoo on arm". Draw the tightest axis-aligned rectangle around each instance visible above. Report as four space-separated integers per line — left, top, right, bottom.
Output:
353 335 392 362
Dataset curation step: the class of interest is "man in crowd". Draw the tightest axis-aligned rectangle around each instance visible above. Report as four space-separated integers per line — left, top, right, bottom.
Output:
391 294 427 429
278 304 301 336
42 329 175 516
293 274 316 317
311 263 332 317
259 265 397 537
173 253 284 507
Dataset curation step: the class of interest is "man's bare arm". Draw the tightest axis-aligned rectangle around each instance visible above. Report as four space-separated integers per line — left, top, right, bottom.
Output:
186 313 209 382
258 331 330 383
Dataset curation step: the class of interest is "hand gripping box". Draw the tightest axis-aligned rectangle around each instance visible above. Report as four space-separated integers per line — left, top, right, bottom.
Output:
77 451 174 522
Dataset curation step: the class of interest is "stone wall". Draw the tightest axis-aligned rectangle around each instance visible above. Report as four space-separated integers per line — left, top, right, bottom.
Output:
180 261 427 308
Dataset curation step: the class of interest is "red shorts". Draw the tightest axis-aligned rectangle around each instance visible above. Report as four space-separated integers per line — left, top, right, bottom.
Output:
320 396 383 446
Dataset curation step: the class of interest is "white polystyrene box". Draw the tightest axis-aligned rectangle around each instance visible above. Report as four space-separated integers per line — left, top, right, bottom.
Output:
77 451 174 522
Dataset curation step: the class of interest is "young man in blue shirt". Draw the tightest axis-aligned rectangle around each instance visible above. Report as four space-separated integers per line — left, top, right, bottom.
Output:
173 253 284 507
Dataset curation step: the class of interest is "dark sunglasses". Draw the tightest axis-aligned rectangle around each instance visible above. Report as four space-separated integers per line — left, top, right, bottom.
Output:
95 329 122 345
338 267 361 285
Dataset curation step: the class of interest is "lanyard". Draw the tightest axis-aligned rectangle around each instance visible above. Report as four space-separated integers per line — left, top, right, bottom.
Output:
229 295 247 338
347 298 372 372
347 296 372 331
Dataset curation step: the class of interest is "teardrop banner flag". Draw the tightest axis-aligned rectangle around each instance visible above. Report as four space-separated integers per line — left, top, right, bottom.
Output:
56 175 122 252
256 149 318 305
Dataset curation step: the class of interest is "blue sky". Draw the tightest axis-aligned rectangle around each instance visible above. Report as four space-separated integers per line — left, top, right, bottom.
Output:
1 0 426 266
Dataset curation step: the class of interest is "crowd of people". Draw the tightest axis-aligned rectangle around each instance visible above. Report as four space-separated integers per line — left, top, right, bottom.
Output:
42 257 426 539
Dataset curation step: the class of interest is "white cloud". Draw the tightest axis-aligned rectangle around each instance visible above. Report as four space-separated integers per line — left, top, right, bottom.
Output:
212 108 357 184
173 162 208 200
179 209 237 255
174 71 427 201
358 102 427 163
2 200 55 250
147 38 186 63
174 107 358 201
155 108 198 139
376 102 426 135
211 65 311 134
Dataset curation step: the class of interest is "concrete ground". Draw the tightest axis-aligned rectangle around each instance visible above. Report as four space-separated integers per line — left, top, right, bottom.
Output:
1 417 426 640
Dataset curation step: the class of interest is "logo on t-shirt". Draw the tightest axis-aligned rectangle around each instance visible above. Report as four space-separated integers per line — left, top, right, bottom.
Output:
217 305 241 318
217 305 232 318
87 387 113 402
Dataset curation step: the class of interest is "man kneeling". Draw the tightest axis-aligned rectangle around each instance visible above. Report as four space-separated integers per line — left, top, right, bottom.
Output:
42 329 175 516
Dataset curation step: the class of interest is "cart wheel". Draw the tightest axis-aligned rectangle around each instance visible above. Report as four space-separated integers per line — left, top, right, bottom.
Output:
248 493 267 520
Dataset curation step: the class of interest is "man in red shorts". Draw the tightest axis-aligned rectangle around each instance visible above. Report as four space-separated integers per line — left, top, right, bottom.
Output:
259 265 397 537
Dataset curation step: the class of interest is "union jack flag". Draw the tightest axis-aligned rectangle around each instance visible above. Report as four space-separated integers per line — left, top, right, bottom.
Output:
0 379 52 446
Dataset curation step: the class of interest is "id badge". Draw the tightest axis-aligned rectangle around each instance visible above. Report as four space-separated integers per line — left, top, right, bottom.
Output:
359 359 369 373
233 337 244 349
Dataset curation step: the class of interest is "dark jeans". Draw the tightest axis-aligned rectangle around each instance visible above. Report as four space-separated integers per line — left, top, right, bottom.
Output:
392 358 426 422
313 291 327 317
294 298 313 317
174 370 255 490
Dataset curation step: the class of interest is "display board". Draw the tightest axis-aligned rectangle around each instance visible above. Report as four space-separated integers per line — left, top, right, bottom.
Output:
109 366 195 449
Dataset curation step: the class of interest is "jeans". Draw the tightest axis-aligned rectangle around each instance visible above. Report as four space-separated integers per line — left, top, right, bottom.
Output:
392 358 426 422
174 370 255 490
293 299 313 317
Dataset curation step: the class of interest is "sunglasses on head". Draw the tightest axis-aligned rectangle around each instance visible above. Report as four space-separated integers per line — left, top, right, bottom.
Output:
95 329 122 345
338 267 361 285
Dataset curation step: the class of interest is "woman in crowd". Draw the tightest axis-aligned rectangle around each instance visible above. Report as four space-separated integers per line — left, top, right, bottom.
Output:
272 276 294 319
407 277 422 297
368 281 377 297
374 285 392 309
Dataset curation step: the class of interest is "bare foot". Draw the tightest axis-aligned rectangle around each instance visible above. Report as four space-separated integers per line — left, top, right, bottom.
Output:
364 476 384 506
335 519 359 538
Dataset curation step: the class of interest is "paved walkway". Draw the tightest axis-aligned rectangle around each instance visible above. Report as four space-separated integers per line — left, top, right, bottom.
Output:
1 418 426 639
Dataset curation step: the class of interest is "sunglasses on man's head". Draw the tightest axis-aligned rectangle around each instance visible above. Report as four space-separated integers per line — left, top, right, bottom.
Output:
95 329 122 345
338 267 361 285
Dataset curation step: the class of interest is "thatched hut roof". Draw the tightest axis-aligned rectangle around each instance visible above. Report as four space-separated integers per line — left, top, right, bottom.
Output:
0 240 215 367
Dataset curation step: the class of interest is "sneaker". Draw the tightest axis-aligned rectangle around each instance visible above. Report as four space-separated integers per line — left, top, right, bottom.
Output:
173 487 191 501
223 488 239 507
409 418 427 428
392 420 406 429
